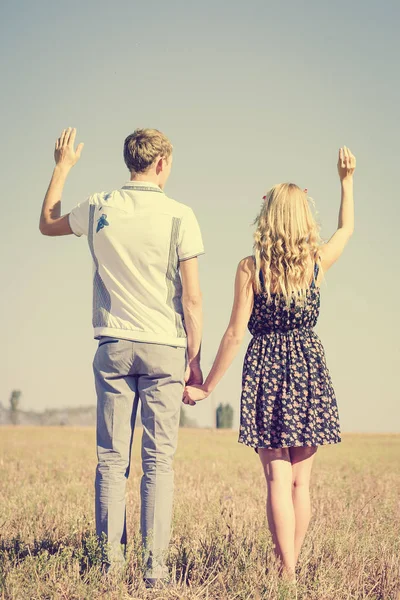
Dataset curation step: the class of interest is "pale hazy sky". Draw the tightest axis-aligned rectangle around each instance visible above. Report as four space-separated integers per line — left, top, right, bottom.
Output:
1 0 399 432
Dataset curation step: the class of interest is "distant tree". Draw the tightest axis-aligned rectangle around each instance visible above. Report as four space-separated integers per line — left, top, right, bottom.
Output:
9 390 22 425
216 403 234 429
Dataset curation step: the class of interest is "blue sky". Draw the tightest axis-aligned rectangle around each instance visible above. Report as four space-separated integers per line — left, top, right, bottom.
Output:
1 0 399 431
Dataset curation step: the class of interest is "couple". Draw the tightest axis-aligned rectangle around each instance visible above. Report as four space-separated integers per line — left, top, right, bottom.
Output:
39 127 355 586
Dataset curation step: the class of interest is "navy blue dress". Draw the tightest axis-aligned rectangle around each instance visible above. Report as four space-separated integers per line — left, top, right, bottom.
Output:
238 260 341 449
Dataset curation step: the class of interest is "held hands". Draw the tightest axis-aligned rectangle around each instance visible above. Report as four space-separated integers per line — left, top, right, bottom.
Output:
183 360 209 406
54 127 84 170
183 384 210 406
337 146 356 181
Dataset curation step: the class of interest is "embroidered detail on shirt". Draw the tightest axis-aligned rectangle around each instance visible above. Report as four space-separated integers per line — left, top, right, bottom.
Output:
96 214 109 233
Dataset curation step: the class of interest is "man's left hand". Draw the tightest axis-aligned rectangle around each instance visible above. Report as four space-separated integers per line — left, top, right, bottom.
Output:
184 362 203 387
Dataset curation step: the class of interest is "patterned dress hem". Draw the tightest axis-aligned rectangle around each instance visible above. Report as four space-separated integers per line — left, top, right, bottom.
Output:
238 436 341 450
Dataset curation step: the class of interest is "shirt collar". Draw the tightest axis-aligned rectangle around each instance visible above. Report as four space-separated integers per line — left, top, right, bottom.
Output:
122 180 162 191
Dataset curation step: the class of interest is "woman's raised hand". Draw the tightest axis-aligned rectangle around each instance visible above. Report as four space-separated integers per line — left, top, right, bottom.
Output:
337 146 356 181
183 385 209 405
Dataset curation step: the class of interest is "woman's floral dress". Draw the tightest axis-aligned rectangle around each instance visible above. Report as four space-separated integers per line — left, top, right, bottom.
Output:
238 260 341 450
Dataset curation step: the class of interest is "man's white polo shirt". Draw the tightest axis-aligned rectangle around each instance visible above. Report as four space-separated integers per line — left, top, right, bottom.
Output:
69 181 204 347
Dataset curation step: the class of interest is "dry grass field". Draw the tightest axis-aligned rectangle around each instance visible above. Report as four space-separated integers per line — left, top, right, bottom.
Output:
0 427 399 600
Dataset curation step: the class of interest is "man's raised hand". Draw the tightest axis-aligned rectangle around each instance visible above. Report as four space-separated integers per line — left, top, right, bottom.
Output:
54 127 84 169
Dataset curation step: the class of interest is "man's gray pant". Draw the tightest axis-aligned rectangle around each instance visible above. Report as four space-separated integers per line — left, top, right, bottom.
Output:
93 337 186 579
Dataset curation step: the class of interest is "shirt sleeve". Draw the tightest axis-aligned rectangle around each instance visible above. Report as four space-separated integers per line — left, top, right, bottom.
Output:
178 207 205 261
68 197 91 237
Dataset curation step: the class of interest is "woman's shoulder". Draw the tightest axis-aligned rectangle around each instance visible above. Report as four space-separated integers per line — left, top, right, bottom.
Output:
238 255 256 273
235 257 256 290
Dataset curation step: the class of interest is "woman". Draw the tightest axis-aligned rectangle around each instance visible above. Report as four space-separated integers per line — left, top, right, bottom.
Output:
183 147 356 581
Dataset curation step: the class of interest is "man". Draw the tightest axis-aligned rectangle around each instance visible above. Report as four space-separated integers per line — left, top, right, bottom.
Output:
39 127 204 586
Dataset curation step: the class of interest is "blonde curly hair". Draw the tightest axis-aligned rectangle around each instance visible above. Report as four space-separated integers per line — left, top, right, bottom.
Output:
253 183 322 307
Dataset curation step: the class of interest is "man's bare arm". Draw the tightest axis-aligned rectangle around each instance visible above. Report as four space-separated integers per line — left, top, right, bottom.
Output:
39 127 84 236
180 257 203 385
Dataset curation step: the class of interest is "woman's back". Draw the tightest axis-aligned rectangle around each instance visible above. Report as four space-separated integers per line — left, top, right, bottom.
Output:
248 260 321 337
240 251 339 450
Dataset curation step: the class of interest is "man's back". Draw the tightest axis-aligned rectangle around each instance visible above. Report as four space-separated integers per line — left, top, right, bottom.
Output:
69 181 204 346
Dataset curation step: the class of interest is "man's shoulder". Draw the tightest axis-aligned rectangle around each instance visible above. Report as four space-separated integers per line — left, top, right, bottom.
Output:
162 194 194 218
86 188 195 219
85 189 135 211
82 190 114 206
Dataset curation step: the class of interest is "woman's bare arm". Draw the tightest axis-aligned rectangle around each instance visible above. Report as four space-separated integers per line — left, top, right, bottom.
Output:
319 146 356 272
183 257 254 404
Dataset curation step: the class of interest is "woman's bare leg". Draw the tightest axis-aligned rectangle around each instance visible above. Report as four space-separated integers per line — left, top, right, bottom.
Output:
258 447 296 579
289 446 317 564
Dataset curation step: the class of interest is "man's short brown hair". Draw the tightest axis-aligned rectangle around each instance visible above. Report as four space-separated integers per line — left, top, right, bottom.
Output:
123 129 173 174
